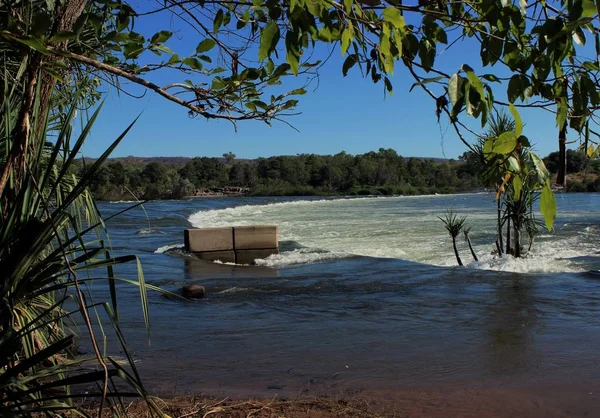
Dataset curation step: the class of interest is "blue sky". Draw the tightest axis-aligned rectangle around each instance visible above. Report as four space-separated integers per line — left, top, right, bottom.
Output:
82 6 576 160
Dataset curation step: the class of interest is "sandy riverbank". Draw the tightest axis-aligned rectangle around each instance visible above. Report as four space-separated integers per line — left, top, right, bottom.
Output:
88 382 599 418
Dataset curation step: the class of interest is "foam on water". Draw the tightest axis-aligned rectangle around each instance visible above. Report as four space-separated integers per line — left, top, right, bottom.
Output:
186 195 600 273
254 248 352 267
155 243 184 254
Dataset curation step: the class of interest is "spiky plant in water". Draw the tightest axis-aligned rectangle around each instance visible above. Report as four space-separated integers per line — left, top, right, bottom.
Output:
438 210 467 266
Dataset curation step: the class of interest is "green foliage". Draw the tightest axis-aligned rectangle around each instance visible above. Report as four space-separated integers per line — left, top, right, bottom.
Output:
0 91 168 415
438 209 467 266
84 150 482 200
439 210 467 240
3 0 600 145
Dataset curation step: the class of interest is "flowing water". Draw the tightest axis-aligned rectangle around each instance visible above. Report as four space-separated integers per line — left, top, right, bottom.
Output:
96 193 600 416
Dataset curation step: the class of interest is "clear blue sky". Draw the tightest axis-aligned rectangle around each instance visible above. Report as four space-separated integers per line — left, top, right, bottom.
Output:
82 7 576 161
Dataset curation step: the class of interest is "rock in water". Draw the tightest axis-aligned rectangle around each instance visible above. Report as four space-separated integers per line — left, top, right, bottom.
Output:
182 285 205 299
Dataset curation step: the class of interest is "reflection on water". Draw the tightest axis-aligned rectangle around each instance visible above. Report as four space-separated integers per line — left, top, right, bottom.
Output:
484 276 540 376
183 258 281 279
94 194 600 415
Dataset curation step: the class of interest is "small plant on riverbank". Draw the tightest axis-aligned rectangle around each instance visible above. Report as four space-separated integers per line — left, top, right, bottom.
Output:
439 210 467 266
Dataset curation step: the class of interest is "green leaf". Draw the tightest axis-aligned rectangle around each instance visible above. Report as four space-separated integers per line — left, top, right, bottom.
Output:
16 36 50 55
582 60 600 71
342 54 357 76
509 103 523 136
464 68 484 100
503 41 520 70
259 22 280 61
150 30 172 44
540 182 556 231
556 98 568 128
266 58 275 74
507 156 520 173
573 26 586 45
379 34 394 74
482 74 500 82
448 73 463 106
382 7 406 30
409 76 445 92
483 137 493 156
519 135 531 147
531 152 550 181
519 0 528 14
513 175 522 199
214 9 224 33
493 131 518 154
154 44 174 55
289 88 307 95
123 42 144 59
582 0 597 17
587 144 596 157
384 77 393 94
196 39 216 53
341 26 353 56
507 75 522 103
285 31 300 75
182 57 203 70
418 39 436 71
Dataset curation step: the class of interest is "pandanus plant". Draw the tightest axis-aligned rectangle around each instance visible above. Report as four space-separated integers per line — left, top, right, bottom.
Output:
439 210 467 266
0 84 172 416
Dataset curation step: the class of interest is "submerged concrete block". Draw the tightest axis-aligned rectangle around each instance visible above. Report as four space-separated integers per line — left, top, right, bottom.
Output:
185 227 233 252
196 250 236 263
235 248 279 265
234 226 278 250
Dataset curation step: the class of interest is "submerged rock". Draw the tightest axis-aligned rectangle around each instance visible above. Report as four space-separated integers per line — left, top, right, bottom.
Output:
182 284 205 299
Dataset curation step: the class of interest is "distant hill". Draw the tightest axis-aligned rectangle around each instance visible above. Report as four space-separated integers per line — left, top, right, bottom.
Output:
109 156 193 165
96 155 455 165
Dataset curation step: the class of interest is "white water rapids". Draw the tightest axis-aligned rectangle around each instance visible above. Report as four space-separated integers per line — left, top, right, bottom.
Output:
172 193 600 273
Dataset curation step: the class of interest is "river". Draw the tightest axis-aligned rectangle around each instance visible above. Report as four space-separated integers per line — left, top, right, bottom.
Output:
95 193 600 416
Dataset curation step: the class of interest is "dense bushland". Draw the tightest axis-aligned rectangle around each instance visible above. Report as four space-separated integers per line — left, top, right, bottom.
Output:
81 149 484 200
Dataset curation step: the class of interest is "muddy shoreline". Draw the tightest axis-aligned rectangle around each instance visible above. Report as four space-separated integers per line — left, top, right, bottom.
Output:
93 382 599 417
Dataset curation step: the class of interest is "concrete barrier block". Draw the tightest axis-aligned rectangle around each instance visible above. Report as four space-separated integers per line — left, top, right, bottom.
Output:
196 250 236 263
235 248 278 265
234 226 278 250
185 227 233 252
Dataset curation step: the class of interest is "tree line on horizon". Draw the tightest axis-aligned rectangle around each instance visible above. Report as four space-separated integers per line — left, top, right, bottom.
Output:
79 147 600 200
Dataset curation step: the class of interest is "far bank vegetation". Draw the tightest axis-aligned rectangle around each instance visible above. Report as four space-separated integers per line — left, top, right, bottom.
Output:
81 149 486 200
81 148 599 200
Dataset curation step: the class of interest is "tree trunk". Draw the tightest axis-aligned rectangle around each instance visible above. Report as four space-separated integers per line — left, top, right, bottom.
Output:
497 197 503 255
465 232 478 262
556 123 567 187
514 222 521 258
452 237 463 266
0 0 87 203
506 213 511 255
